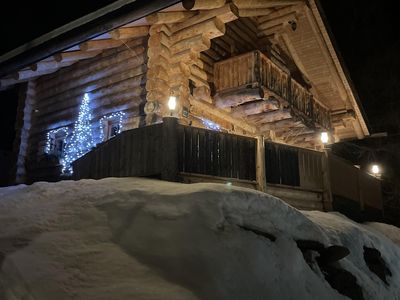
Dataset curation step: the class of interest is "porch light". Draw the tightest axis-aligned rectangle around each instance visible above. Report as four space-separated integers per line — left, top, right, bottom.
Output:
168 96 177 111
371 164 380 175
320 132 329 144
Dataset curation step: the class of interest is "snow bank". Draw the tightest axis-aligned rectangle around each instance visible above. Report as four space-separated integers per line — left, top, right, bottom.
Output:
363 222 400 246
0 178 399 300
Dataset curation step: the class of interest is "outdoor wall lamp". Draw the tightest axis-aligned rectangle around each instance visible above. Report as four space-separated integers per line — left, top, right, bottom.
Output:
320 132 329 144
168 95 177 116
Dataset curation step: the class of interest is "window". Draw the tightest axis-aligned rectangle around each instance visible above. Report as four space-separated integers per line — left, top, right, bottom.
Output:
99 112 125 142
45 127 68 158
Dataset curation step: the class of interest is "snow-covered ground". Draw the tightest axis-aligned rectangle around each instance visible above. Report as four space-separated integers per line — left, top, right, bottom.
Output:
0 178 399 300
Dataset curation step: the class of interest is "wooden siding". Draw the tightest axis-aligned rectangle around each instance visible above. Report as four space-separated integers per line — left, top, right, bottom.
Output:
26 37 148 179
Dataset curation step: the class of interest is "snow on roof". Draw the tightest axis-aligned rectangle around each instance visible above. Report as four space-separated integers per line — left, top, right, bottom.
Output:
0 178 399 299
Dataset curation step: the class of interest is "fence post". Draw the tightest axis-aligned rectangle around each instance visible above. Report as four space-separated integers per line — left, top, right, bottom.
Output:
321 149 333 211
161 117 179 182
256 135 267 193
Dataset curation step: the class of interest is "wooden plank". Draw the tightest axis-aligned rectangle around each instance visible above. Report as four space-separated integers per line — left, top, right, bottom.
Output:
205 130 212 175
232 135 239 178
199 129 205 174
177 125 184 173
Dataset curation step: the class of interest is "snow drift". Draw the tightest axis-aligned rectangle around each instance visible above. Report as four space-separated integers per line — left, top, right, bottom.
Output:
0 178 399 300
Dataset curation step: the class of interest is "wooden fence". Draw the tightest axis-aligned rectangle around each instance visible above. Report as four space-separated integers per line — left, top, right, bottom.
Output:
328 154 383 220
73 118 382 215
178 125 256 180
73 118 257 182
73 123 164 179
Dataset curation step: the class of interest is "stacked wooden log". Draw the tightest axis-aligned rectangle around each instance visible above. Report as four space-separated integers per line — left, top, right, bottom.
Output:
25 38 149 167
142 3 239 124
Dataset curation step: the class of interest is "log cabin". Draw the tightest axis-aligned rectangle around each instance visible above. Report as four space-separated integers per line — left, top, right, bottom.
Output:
0 0 382 219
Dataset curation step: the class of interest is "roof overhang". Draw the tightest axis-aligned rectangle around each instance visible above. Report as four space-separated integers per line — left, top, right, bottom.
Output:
0 0 180 77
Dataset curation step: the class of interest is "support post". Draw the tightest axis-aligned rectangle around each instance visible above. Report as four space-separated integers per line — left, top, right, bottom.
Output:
161 117 179 181
256 135 267 192
321 149 333 211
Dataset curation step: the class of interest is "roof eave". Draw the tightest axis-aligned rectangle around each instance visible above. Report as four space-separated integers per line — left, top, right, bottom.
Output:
0 0 180 77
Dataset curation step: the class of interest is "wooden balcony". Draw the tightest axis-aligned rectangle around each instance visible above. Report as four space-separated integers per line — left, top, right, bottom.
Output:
214 50 331 131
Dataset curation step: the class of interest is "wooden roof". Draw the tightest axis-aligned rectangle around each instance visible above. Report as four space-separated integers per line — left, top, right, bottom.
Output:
0 0 369 141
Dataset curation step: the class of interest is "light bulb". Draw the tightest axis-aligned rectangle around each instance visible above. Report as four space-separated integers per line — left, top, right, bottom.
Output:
371 164 380 175
320 132 329 144
168 96 177 111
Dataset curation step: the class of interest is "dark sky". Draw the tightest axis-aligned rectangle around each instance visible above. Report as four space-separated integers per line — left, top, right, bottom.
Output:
319 0 400 135
0 0 399 136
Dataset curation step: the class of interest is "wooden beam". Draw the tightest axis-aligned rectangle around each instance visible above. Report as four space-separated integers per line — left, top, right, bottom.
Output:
80 39 123 51
214 87 264 108
171 4 238 34
247 109 291 124
259 119 302 132
258 12 298 31
110 26 149 39
189 96 257 134
13 61 76 81
146 11 196 24
171 17 226 43
170 34 211 54
182 0 226 10
231 99 280 117
53 50 102 62
238 8 273 17
232 0 303 9
0 77 20 89
193 85 212 103
31 59 79 71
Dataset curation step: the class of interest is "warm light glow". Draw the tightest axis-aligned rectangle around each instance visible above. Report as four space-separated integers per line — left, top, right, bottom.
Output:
168 96 177 111
371 164 380 175
320 132 329 144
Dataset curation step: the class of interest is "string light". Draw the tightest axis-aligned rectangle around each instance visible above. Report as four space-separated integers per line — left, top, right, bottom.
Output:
45 127 69 154
45 127 69 171
99 112 125 142
63 93 95 174
201 117 220 131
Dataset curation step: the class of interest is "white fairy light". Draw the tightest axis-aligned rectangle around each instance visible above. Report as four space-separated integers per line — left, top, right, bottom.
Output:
201 117 220 131
99 112 125 142
45 127 69 171
45 127 69 154
63 93 95 174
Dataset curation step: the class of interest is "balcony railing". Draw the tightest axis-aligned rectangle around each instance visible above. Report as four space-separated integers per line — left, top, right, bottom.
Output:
214 50 331 129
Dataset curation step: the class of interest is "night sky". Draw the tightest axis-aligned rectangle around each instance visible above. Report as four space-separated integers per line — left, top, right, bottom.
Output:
0 0 399 148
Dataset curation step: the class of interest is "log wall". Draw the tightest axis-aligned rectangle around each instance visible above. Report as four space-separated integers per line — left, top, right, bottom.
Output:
26 37 149 180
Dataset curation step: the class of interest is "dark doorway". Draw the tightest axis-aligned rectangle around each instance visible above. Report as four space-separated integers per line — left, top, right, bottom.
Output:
0 87 19 185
